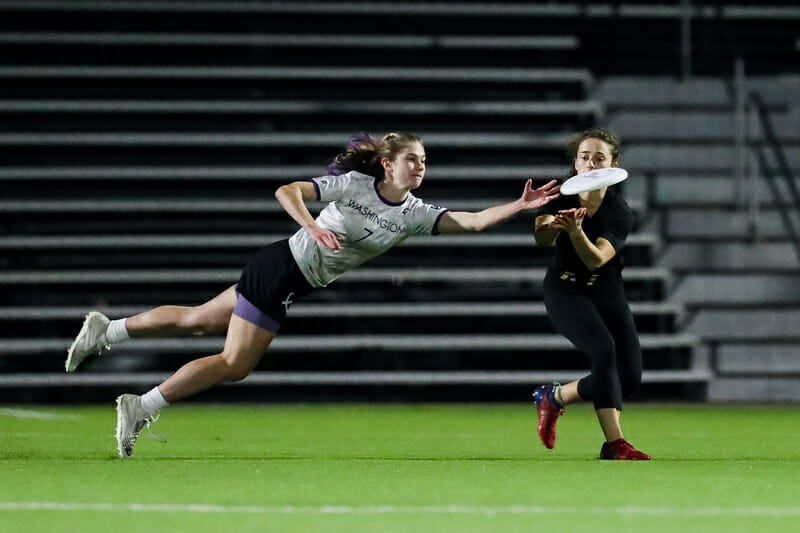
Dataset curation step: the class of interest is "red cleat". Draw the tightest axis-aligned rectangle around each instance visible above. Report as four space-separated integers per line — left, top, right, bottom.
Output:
532 384 564 449
600 439 651 460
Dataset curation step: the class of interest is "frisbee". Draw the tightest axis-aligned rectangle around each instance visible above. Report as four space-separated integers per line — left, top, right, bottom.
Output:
561 167 628 195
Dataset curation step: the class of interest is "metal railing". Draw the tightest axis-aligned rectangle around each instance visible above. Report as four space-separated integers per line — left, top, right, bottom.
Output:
743 91 800 264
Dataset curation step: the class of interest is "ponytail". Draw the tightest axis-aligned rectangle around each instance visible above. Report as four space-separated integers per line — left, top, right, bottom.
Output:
328 131 424 181
327 132 383 179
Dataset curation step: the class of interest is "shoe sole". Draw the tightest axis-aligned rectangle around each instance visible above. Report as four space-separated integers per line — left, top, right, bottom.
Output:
65 312 105 373
534 385 560 449
537 404 557 449
115 395 131 459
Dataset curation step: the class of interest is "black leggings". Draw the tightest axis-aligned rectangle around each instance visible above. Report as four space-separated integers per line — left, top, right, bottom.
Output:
542 270 642 410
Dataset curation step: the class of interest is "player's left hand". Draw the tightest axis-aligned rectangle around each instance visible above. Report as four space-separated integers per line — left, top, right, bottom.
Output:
550 208 586 236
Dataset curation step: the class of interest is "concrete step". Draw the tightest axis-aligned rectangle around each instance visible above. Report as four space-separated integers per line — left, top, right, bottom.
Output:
664 208 800 239
609 111 738 140
647 175 800 206
0 301 683 321
670 273 800 306
598 77 733 106
708 378 800 402
0 266 669 284
0 233 661 270
0 331 702 382
2 1 799 21
0 333 702 378
0 332 700 356
687 309 800 341
0 369 713 388
0 65 593 86
660 242 800 272
0 197 562 214
712 343 800 375
0 31 581 51
0 164 569 182
0 233 658 251
0 301 684 337
624 144 800 173
610 109 800 142
0 98 603 118
0 266 672 305
0 130 570 149
0 2 584 17
598 75 800 107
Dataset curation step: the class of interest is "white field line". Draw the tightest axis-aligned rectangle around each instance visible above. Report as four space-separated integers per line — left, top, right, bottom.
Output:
1 502 799 517
0 408 80 420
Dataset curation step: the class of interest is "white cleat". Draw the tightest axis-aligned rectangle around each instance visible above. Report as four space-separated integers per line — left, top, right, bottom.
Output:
65 311 110 372
115 394 162 459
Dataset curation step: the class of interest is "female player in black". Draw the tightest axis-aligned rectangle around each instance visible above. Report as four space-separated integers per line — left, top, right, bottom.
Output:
532 127 650 460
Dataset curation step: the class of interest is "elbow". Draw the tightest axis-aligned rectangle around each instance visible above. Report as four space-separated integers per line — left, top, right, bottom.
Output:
459 225 482 233
586 249 617 271
463 215 484 232
274 185 288 201
275 184 299 204
470 223 487 232
585 257 608 271
533 231 554 247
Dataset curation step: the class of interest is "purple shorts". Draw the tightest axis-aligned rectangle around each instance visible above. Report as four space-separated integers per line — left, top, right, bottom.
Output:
233 239 314 332
233 292 282 332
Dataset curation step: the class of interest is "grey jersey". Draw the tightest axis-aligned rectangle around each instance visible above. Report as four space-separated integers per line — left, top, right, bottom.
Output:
288 171 448 288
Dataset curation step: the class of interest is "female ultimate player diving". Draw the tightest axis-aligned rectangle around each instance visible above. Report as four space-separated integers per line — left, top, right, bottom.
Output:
66 131 560 458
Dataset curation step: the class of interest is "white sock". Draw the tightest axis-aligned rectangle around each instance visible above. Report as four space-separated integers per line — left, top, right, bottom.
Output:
553 385 565 408
105 318 130 344
140 387 169 416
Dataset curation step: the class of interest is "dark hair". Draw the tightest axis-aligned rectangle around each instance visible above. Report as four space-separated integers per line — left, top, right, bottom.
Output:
566 127 621 176
327 131 424 180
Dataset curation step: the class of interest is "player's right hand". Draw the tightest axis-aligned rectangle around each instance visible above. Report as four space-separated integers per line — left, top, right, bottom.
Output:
308 225 342 253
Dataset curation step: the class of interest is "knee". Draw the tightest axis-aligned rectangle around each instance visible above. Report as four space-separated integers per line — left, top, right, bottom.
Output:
589 345 617 375
222 358 253 382
226 365 252 382
620 369 642 398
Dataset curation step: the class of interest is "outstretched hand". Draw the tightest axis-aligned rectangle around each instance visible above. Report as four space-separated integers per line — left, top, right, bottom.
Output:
520 179 561 210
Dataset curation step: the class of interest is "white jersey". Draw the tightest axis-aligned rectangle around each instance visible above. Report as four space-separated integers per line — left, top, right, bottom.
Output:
288 171 448 288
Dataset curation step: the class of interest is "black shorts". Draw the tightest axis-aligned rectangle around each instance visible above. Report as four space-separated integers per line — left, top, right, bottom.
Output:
234 238 314 332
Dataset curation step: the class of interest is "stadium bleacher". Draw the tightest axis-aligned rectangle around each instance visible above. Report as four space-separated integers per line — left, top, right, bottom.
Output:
1 1 797 402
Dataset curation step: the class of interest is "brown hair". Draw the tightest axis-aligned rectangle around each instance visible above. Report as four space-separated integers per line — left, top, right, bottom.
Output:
566 127 621 176
328 131 424 180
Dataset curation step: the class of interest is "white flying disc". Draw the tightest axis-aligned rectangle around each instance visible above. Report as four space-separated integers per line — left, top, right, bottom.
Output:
561 167 628 195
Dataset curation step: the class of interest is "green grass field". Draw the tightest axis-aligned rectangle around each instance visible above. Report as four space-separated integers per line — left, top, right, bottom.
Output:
1 403 798 533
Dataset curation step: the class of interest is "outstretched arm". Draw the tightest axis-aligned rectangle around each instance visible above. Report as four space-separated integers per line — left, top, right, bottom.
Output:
437 179 560 234
275 181 341 252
